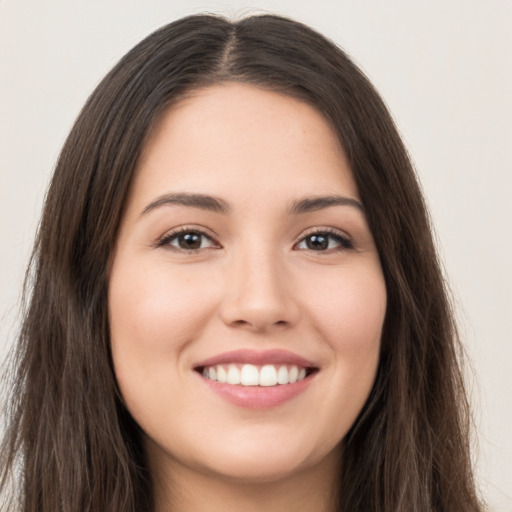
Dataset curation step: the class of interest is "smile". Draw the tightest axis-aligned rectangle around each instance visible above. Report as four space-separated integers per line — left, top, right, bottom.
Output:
194 349 319 408
200 363 313 387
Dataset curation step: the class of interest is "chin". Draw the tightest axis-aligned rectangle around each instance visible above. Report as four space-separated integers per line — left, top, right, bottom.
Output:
193 440 337 485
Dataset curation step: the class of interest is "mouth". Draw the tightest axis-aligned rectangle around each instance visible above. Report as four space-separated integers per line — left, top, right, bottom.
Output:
195 363 317 387
193 349 319 408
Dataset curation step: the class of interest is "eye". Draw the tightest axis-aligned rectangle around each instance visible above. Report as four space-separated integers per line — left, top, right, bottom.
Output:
295 230 353 252
157 228 218 252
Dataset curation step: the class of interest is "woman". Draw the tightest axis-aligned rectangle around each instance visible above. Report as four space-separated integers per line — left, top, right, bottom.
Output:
0 13 483 511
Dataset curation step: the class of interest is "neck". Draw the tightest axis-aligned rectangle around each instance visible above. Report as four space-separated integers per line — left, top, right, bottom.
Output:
149 446 341 512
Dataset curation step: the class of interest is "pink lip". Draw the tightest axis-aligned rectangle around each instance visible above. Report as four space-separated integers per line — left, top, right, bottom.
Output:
198 376 316 409
194 349 316 369
193 349 318 409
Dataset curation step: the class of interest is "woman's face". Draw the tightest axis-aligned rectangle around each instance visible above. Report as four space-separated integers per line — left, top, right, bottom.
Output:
109 83 386 484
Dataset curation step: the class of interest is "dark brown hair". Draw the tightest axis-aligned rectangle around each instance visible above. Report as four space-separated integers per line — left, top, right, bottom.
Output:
1 13 483 511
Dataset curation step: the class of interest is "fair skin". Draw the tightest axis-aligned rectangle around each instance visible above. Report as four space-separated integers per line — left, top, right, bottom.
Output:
109 83 387 512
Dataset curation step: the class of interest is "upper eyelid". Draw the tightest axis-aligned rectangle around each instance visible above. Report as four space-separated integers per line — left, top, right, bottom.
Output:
161 225 219 240
160 225 350 237
296 226 351 241
299 226 348 235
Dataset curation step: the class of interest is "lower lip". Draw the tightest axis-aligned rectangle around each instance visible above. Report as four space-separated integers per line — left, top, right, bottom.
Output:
197 373 316 409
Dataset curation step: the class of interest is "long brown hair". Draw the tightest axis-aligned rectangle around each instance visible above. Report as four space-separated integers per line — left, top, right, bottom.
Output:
1 13 483 511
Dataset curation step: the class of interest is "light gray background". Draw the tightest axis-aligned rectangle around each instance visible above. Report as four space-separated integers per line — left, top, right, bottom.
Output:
1 1 511 509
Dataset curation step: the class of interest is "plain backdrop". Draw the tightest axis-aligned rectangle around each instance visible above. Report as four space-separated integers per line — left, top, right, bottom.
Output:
1 0 511 509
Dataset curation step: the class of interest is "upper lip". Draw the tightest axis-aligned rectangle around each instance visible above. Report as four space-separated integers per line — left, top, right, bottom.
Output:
194 349 317 369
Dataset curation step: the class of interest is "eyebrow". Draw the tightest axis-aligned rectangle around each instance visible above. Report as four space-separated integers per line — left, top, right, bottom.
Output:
289 195 364 214
140 192 364 217
141 193 231 216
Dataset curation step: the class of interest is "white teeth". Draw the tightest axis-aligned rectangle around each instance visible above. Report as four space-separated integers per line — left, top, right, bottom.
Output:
217 365 227 383
240 364 259 386
201 363 311 386
227 364 241 385
288 365 299 383
277 365 289 384
259 365 278 386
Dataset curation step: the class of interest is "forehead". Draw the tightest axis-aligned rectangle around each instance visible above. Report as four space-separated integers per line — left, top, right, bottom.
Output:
130 82 359 210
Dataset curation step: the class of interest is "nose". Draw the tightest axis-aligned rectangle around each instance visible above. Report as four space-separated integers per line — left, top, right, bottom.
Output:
218 247 300 333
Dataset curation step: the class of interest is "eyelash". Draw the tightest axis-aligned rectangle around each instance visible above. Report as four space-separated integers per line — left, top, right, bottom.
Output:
295 227 354 252
156 226 354 253
155 227 219 252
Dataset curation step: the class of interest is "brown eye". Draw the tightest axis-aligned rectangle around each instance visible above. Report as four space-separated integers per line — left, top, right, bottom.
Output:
296 231 353 251
160 230 217 251
304 234 329 250
176 232 203 250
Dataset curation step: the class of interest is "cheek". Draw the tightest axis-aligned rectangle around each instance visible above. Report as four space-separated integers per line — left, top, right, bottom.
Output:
307 263 386 348
110 262 211 349
108 259 220 434
108 259 220 398
302 263 385 418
